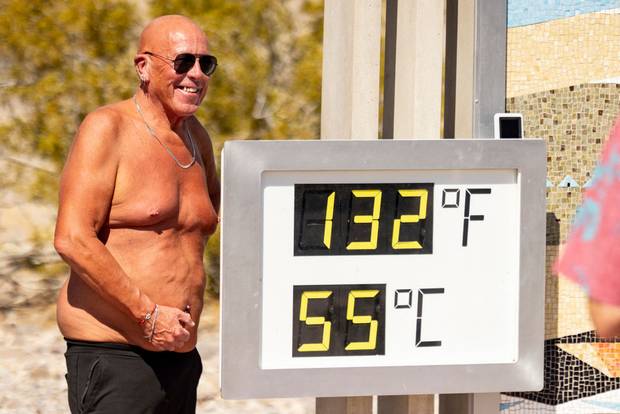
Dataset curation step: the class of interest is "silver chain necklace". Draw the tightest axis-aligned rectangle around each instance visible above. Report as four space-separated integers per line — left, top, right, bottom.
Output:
133 95 197 169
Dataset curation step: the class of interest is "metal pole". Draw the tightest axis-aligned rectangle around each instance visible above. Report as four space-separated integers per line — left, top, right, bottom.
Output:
445 0 507 139
441 0 506 412
320 0 382 141
380 1 445 411
317 397 374 414
382 0 445 140
378 395 435 414
318 0 381 411
473 0 507 138
439 393 500 414
449 0 476 139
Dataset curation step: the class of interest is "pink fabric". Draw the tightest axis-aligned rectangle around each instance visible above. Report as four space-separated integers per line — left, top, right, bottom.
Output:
556 119 620 306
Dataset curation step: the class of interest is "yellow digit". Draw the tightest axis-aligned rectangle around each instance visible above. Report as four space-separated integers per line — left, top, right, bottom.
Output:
347 190 382 250
323 192 335 248
298 291 332 352
345 290 379 351
392 189 428 249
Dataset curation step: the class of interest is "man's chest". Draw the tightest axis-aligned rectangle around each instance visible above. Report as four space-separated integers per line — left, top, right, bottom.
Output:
109 154 217 233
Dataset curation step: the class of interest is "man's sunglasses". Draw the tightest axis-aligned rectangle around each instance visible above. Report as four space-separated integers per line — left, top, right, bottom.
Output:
145 51 218 76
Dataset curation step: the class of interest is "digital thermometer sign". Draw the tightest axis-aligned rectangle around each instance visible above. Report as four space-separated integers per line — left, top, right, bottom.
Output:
294 183 434 255
220 140 545 399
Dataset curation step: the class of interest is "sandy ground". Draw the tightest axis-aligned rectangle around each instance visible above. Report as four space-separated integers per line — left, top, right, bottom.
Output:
0 299 314 414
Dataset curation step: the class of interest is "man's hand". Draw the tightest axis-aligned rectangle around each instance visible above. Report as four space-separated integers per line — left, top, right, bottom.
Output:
145 305 195 351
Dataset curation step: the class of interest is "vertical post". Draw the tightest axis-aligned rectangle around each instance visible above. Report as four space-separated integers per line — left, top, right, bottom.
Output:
444 0 506 139
380 1 445 412
439 394 471 414
473 0 507 138
320 0 382 140
441 0 505 413
439 393 500 414
445 0 476 139
470 2 506 409
318 0 381 411
378 395 436 414
317 397 374 414
383 0 446 140
443 0 459 139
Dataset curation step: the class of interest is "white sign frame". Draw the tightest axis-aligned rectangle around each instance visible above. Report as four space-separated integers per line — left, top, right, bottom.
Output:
220 139 546 399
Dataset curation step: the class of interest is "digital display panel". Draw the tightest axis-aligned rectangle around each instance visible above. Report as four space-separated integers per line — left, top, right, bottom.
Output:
292 284 386 357
220 139 546 398
294 183 434 255
261 170 518 369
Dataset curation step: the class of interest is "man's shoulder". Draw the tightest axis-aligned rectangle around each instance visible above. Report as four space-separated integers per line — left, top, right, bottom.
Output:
81 101 132 133
72 101 136 157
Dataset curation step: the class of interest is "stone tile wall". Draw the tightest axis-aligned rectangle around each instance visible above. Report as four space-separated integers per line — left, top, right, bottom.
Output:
507 13 620 98
508 0 620 27
502 84 620 412
508 83 620 242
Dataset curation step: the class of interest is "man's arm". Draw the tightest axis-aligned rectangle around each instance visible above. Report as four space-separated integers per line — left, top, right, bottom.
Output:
590 300 620 338
54 108 193 350
555 119 620 339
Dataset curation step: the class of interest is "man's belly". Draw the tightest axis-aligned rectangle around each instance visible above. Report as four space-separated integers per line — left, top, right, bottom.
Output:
56 234 206 353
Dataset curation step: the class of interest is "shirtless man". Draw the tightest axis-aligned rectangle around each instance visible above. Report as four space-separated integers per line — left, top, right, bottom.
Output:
54 15 219 413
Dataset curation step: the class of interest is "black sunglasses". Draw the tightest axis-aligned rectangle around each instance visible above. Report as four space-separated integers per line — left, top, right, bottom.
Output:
145 51 218 76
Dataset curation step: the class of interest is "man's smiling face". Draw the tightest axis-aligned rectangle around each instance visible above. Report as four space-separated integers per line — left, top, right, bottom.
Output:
139 17 211 120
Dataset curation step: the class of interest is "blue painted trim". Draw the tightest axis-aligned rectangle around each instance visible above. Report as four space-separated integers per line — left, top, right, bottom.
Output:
583 399 620 411
508 0 620 27
500 401 524 411
558 175 580 188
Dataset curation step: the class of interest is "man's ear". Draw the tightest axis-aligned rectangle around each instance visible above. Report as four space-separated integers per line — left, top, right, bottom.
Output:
134 54 148 83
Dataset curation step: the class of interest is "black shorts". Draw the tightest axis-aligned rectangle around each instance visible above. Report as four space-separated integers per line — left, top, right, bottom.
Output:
64 339 202 414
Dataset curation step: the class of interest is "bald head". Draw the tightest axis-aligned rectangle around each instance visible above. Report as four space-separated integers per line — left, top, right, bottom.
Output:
134 15 212 120
138 15 208 54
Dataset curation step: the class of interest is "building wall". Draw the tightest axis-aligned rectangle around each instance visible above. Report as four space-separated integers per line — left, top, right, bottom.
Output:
507 11 620 98
508 0 620 27
502 1 620 412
